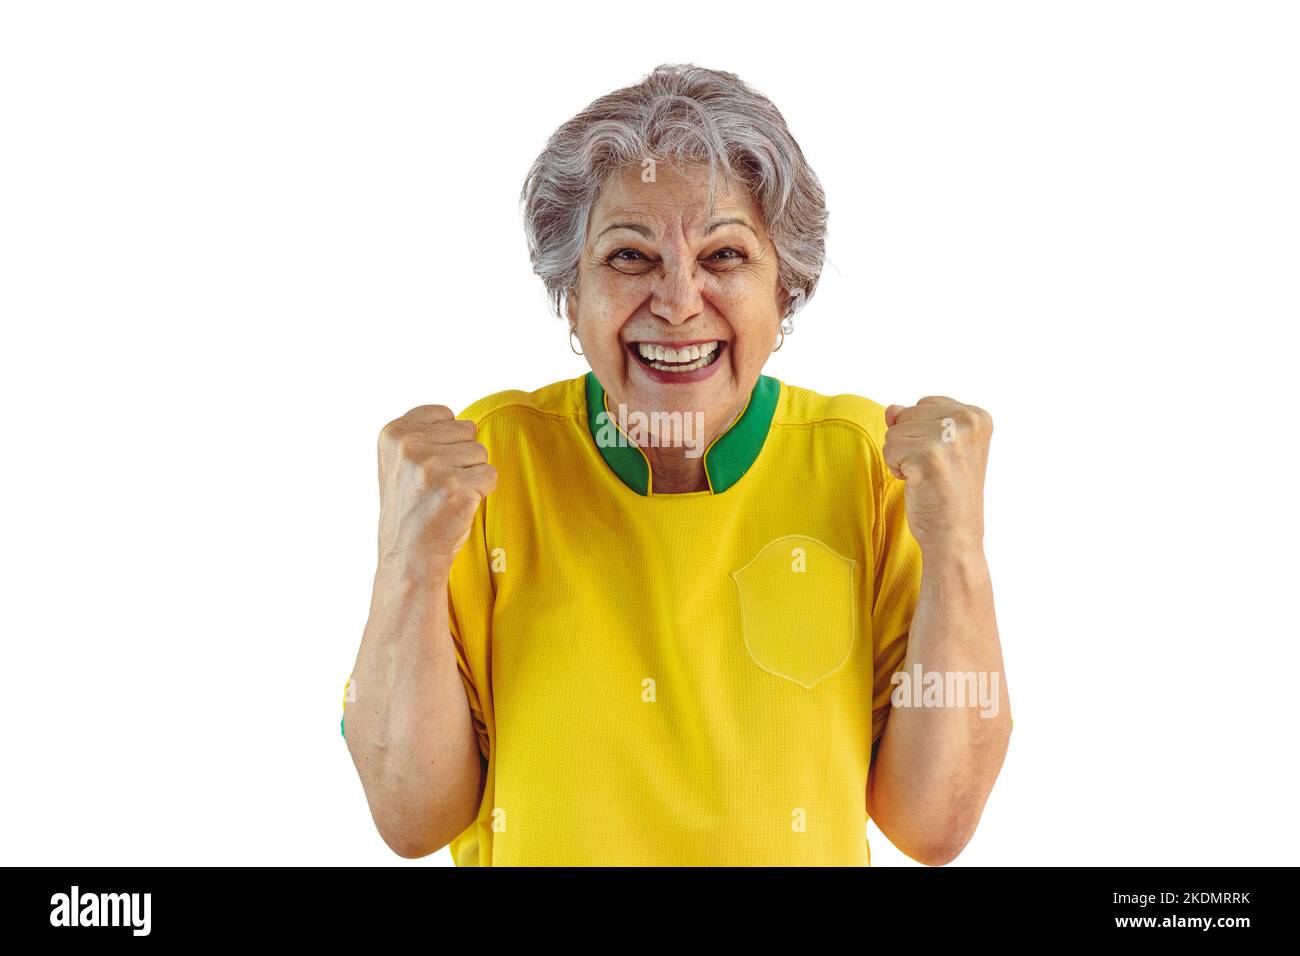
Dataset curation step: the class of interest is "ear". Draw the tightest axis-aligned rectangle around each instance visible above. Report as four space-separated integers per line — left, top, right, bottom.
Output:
565 289 578 326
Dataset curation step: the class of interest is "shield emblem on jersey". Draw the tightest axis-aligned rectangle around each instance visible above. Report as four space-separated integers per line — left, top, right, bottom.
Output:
731 535 857 689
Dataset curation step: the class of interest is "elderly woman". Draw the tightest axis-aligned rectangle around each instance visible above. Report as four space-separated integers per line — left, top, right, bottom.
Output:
342 63 1011 866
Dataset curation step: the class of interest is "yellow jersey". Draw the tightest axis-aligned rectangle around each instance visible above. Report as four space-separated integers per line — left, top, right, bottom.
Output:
343 371 923 865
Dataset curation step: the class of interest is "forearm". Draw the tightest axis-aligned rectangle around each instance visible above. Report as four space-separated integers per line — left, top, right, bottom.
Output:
345 560 484 858
868 547 1011 865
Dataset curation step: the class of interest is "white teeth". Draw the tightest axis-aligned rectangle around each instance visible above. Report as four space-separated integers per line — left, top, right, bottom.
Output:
633 340 723 373
651 356 711 372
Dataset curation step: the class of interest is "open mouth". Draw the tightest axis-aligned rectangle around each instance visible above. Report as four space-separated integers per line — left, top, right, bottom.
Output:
629 340 725 374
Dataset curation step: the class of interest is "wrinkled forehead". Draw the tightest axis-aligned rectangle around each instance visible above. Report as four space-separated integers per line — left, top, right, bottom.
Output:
590 162 759 234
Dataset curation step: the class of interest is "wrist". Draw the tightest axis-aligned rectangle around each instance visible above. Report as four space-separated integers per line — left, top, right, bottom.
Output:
917 523 984 561
920 544 989 591
376 553 452 596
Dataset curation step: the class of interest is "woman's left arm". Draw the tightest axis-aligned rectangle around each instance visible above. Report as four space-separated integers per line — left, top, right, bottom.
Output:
867 397 1012 866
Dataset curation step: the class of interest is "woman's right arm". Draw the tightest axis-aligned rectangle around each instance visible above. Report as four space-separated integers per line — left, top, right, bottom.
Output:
344 404 497 858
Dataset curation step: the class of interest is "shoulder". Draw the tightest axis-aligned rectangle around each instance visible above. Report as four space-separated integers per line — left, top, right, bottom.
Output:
774 379 891 452
456 374 585 432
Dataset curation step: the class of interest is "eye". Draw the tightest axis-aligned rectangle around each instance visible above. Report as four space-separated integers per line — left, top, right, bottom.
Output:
607 248 646 262
605 248 657 275
707 247 746 264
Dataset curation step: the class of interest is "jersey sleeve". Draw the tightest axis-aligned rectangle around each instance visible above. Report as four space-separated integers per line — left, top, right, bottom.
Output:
869 465 924 746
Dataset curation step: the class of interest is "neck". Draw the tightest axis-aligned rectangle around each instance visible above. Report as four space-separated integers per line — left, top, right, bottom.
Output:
642 394 749 494
644 446 709 493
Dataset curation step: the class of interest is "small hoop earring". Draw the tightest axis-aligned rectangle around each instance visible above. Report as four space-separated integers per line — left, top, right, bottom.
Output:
569 327 584 356
772 316 794 352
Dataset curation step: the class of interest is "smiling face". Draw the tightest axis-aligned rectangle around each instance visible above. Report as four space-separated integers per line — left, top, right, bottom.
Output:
568 162 787 446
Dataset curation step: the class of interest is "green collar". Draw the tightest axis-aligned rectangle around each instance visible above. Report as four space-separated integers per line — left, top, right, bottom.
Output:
584 371 779 495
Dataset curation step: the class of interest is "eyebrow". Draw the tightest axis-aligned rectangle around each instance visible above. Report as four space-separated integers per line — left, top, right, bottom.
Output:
595 217 759 242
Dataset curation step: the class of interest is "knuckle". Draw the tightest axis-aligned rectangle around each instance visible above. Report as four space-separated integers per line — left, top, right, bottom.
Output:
432 419 476 442
415 456 437 481
443 481 478 507
442 467 472 490
409 403 453 419
419 462 454 494
397 432 424 458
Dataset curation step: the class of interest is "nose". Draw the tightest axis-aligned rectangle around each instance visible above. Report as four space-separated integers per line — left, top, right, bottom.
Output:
648 256 705 326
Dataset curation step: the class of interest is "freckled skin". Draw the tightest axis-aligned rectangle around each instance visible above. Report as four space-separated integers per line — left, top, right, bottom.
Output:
566 162 791 492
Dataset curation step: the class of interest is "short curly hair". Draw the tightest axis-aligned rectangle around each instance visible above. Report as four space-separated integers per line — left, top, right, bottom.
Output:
519 63 829 322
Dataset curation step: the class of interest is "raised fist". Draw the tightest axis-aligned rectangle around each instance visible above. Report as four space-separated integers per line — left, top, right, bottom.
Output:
375 404 497 581
883 396 992 555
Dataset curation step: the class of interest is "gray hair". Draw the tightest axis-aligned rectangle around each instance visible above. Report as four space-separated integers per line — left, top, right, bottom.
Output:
519 63 828 322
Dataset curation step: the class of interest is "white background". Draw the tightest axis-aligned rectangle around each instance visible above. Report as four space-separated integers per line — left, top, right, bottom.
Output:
2 1 1296 866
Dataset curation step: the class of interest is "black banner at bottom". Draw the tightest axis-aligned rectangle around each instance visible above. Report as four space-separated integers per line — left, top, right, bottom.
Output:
6 865 1283 942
